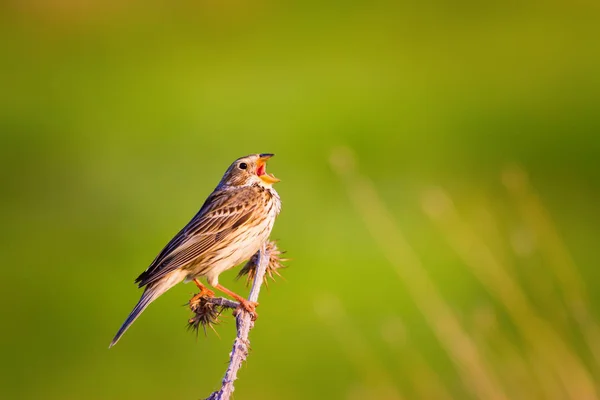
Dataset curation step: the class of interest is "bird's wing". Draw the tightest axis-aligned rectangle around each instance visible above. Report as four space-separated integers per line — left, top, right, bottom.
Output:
135 186 262 287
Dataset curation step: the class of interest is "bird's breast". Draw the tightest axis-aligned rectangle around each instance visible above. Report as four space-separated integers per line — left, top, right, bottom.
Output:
201 189 280 284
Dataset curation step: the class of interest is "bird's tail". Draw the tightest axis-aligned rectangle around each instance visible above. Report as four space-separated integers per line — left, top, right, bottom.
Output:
109 270 186 348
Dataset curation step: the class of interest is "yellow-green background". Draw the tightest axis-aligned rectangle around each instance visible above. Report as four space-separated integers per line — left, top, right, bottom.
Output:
1 1 599 399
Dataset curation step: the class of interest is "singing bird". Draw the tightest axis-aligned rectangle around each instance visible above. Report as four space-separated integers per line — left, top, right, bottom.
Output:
110 153 281 347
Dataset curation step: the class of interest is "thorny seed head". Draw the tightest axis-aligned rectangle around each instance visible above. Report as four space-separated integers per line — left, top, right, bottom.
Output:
236 240 288 287
188 295 224 336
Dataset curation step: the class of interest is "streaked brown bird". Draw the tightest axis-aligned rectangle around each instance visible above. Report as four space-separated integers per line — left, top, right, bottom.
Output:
110 153 281 347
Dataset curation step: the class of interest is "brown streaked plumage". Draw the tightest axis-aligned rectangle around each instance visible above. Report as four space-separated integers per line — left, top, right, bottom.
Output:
110 153 281 347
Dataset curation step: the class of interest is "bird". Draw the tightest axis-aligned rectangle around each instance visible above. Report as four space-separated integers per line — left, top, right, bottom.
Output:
109 153 281 347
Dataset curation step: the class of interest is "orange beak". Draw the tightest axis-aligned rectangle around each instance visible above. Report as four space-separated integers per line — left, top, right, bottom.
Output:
257 153 280 184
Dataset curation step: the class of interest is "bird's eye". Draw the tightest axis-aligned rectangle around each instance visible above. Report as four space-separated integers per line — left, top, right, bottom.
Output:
238 162 248 170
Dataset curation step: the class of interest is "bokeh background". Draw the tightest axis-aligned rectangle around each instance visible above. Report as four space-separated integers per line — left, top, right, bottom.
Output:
2 1 600 399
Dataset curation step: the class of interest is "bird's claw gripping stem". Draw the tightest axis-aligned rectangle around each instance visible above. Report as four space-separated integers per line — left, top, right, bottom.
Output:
234 299 259 321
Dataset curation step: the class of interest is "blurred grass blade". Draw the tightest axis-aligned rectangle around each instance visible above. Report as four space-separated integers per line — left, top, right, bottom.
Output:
330 146 508 400
421 185 598 399
502 164 600 370
314 293 404 400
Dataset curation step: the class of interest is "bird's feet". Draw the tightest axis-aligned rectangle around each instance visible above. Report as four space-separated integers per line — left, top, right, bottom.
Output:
213 283 259 321
199 287 215 298
192 279 215 299
190 286 215 308
234 299 259 321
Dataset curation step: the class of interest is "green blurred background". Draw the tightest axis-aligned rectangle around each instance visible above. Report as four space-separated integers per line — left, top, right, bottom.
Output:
2 1 600 399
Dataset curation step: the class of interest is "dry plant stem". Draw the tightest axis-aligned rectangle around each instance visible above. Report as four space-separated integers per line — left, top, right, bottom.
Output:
204 297 239 309
206 242 270 400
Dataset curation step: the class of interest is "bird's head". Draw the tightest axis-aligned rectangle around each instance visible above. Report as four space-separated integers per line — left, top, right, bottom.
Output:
218 153 280 188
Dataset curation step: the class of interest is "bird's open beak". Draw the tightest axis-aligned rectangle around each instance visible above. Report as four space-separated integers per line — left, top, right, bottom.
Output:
257 153 280 184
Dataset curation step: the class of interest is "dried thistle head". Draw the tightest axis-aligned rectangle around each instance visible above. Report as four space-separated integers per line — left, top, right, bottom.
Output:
188 295 224 336
236 240 288 287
